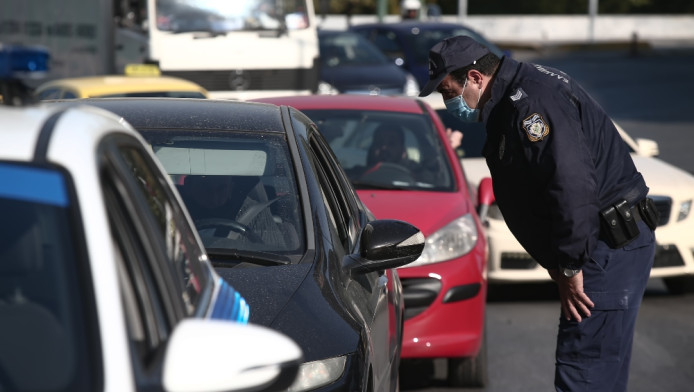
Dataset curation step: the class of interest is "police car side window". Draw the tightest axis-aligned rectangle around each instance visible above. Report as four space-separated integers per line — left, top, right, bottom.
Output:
106 137 209 316
102 155 171 378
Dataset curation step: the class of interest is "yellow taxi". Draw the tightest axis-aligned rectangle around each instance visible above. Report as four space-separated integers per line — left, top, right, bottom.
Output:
35 64 209 99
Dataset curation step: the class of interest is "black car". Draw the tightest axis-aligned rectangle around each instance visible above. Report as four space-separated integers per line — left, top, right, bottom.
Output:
350 20 509 91
318 29 420 96
50 98 425 392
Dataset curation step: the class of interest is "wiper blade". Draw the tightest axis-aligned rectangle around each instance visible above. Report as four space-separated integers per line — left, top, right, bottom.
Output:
207 248 290 267
351 180 407 190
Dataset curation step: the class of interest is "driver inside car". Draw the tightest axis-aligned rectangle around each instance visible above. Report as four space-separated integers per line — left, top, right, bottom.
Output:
356 124 436 184
179 175 296 249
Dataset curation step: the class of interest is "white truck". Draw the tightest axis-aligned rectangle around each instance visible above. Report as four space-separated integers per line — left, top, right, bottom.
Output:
0 0 320 99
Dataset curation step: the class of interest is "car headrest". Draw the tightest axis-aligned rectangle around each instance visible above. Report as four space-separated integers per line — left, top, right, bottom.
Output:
0 200 43 275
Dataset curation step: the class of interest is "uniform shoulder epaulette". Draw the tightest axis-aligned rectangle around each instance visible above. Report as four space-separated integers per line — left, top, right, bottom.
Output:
509 87 527 102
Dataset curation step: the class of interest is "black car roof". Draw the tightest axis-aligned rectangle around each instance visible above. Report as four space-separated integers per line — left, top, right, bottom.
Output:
48 98 287 133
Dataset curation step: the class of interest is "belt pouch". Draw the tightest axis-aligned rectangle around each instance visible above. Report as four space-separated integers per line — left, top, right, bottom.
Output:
638 198 659 230
599 199 640 248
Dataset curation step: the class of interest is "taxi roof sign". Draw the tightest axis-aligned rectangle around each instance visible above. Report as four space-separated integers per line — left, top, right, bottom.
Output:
124 63 161 77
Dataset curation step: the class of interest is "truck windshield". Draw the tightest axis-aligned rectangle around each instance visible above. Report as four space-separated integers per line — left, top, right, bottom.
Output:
155 0 310 33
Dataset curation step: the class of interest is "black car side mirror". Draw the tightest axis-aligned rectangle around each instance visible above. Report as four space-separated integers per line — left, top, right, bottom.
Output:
342 219 425 275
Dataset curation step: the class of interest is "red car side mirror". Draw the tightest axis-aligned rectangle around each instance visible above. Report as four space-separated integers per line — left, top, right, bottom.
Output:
477 177 495 224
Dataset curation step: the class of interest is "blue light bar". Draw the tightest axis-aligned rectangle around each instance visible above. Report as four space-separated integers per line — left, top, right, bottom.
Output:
0 44 50 79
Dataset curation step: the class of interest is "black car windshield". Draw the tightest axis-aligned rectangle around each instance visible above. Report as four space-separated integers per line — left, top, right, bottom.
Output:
0 162 94 391
319 31 391 67
409 27 505 65
143 131 306 259
300 109 455 191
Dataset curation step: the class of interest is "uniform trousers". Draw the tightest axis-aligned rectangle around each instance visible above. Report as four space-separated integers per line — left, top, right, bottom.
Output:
555 220 655 392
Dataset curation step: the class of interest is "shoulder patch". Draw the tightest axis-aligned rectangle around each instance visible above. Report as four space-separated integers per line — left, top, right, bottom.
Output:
509 88 527 102
522 113 549 142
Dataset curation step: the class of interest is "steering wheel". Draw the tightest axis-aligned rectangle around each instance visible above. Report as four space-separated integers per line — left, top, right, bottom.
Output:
360 162 414 183
194 218 263 244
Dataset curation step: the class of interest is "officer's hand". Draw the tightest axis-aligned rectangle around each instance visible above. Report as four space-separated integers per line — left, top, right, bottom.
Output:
446 128 463 149
551 269 595 322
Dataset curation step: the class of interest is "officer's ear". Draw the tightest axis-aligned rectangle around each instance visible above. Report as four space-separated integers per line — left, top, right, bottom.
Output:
467 70 484 87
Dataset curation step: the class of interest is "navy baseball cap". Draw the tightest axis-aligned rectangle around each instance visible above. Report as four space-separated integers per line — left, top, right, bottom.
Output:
418 35 490 97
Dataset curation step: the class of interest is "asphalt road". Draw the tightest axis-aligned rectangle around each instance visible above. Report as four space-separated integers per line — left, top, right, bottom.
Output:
400 43 694 392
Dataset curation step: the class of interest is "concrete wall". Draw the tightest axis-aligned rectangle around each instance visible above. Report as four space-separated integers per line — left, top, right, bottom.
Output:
316 14 694 47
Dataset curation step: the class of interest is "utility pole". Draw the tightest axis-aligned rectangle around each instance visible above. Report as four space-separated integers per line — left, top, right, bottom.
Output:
378 0 387 22
458 0 468 21
588 0 598 43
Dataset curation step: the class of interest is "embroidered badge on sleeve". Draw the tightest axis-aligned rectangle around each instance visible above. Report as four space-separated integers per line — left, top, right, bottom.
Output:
522 113 549 142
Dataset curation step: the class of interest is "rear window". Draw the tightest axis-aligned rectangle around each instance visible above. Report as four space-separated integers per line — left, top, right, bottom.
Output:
99 91 207 98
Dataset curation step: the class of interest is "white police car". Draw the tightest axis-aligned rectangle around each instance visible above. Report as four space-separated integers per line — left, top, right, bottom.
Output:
0 46 301 392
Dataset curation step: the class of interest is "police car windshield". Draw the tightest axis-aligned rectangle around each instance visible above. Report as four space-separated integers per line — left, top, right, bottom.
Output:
0 163 94 390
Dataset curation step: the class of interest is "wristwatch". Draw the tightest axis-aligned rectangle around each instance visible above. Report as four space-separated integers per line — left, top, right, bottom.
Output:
561 268 580 278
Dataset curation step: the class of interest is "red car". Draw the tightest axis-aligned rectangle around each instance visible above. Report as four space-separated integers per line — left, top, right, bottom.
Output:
253 95 490 387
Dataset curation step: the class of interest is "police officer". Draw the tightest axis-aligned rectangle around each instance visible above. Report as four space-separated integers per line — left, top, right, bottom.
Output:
418 36 657 391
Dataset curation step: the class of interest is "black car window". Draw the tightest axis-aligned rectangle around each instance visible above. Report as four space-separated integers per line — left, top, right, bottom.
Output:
319 31 391 67
371 30 405 62
409 28 504 65
308 127 362 249
307 135 350 251
0 162 96 392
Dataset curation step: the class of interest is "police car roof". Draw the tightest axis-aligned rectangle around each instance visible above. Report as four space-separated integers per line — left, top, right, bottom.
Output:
0 103 138 162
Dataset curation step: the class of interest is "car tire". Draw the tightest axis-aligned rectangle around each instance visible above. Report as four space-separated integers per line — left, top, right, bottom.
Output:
663 276 694 295
447 330 488 388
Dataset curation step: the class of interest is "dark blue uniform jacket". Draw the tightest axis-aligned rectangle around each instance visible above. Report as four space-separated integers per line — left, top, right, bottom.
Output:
480 57 648 270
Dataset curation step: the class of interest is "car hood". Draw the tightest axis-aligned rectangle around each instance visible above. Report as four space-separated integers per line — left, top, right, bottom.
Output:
321 64 406 90
215 263 360 362
632 155 694 196
356 189 472 236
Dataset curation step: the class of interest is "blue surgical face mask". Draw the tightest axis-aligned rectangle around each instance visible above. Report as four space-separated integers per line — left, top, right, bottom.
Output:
444 79 481 123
